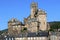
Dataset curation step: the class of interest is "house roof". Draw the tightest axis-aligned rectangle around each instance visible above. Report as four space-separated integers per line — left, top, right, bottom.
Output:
27 31 48 37
5 31 49 38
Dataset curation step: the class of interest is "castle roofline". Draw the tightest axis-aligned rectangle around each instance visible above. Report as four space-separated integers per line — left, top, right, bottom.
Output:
37 9 47 15
8 18 21 23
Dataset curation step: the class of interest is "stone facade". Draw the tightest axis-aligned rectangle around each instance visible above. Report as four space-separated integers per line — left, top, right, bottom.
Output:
8 18 22 35
7 2 49 40
4 37 48 40
8 2 48 35
49 32 60 40
37 9 47 31
15 37 48 40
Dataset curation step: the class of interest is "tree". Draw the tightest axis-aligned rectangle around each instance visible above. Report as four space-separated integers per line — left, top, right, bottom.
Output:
50 22 60 31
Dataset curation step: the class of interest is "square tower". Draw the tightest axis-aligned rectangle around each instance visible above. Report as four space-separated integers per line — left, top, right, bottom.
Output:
37 9 47 31
30 2 38 18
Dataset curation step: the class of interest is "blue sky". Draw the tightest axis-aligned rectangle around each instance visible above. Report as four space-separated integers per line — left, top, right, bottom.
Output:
0 0 60 30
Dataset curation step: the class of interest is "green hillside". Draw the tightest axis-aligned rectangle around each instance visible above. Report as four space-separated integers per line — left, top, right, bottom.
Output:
49 21 60 31
0 29 8 35
0 31 3 35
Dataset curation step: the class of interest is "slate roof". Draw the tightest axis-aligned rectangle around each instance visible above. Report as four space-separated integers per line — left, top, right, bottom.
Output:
6 31 49 38
27 31 48 37
0 31 49 39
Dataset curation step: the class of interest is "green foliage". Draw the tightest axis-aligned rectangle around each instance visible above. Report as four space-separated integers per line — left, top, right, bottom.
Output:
21 27 27 33
21 30 24 32
49 28 54 32
23 27 27 30
49 21 60 31
0 31 3 35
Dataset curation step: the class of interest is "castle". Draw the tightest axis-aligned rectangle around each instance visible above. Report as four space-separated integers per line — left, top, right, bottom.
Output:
7 2 50 40
8 2 48 35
